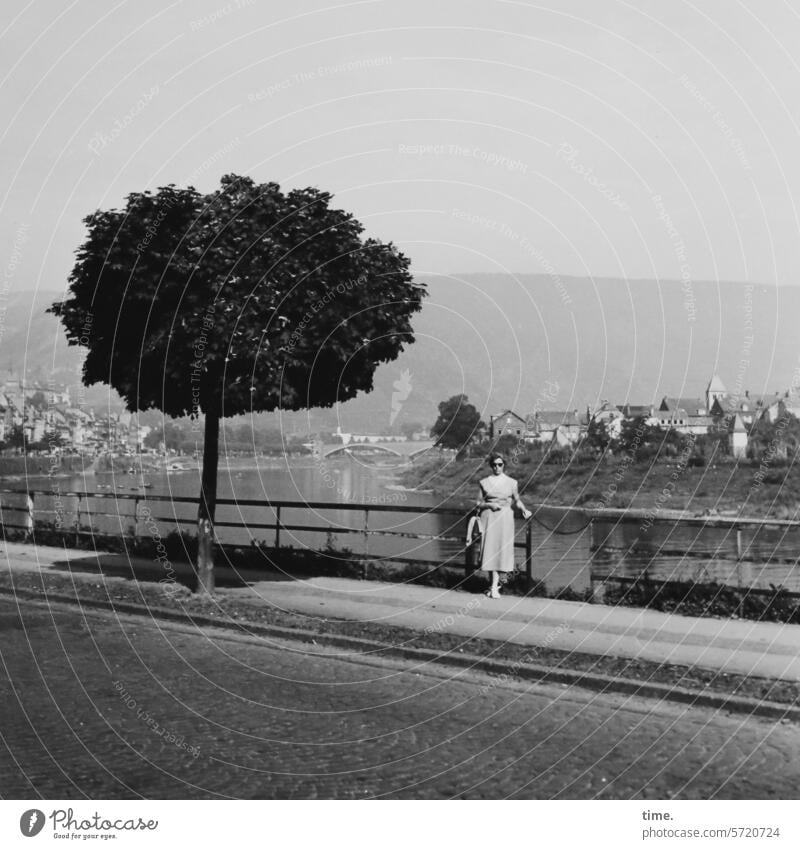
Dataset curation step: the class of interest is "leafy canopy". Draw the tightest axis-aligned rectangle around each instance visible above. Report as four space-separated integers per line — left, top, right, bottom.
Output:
749 411 800 456
584 418 611 452
50 175 424 420
431 394 485 451
614 415 690 460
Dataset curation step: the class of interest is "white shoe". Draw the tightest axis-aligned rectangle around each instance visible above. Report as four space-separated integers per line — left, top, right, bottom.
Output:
485 587 501 599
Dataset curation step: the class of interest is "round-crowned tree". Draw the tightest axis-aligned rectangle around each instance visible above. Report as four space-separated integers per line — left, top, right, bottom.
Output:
430 394 485 459
50 175 425 593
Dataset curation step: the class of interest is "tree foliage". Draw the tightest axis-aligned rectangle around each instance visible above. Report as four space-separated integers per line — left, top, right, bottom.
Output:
143 419 189 452
584 418 611 453
50 175 423 419
430 394 484 456
613 416 688 460
748 411 800 460
50 174 424 591
28 391 48 410
6 424 26 454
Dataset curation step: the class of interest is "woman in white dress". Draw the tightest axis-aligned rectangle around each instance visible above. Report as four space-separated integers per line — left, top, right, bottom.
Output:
477 453 531 598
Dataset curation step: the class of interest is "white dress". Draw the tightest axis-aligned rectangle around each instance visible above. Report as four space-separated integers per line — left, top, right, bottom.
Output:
478 473 519 573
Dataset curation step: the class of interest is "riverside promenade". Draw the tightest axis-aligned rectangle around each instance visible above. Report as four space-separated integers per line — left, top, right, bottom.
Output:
2 540 800 687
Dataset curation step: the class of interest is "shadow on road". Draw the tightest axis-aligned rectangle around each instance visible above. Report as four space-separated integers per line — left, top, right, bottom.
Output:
46 552 297 590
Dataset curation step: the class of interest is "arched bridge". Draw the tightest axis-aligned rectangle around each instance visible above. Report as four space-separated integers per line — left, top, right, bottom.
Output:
323 444 403 459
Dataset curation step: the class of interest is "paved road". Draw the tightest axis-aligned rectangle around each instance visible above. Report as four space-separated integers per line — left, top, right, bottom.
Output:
1 598 798 799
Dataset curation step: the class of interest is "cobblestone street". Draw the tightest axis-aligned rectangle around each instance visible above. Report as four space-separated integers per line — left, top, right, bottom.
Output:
2 598 798 799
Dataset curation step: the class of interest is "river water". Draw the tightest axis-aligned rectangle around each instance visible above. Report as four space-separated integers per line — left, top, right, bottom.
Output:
11 454 799 595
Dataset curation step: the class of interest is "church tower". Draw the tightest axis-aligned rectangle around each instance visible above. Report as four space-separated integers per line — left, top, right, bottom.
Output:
706 374 726 411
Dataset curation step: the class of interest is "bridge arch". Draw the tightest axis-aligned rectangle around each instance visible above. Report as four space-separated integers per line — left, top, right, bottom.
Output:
323 444 403 459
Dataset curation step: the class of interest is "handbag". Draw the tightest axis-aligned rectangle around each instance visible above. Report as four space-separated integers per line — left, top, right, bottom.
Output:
465 513 483 570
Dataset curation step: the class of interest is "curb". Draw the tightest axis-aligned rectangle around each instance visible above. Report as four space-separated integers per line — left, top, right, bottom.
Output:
3 586 799 723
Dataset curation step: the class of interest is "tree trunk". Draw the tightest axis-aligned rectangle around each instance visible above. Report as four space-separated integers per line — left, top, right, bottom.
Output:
196 408 219 595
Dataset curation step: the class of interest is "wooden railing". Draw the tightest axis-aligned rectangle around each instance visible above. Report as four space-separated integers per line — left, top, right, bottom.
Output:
0 488 536 579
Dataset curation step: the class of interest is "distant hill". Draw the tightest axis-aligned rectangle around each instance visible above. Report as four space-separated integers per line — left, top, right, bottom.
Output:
6 277 796 432
0 288 120 409
301 274 799 432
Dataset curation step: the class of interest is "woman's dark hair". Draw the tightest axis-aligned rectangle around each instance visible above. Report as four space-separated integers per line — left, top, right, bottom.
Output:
487 453 505 467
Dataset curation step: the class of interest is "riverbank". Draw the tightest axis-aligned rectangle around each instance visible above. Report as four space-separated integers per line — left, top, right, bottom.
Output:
0 452 316 480
0 454 96 478
402 451 800 519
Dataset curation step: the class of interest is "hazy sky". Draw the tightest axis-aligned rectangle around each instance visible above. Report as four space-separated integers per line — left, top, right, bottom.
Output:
3 0 800 294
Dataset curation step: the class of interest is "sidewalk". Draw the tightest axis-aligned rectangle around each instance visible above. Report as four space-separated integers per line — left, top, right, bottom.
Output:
2 540 799 683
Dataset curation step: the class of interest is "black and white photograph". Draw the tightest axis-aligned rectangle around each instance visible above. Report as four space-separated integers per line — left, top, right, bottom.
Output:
1 0 800 839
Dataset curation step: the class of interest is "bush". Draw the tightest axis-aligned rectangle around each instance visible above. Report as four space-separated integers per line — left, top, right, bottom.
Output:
603 576 800 624
545 447 572 465
553 585 595 602
492 434 523 455
572 448 602 465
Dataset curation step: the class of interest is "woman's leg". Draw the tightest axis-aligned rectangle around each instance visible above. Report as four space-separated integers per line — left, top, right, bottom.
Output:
488 571 501 597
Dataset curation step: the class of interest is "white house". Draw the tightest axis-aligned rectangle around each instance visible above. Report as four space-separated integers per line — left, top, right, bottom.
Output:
588 402 624 439
528 410 583 444
729 413 748 459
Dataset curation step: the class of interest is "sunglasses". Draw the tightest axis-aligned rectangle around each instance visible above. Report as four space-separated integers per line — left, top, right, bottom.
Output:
491 461 504 467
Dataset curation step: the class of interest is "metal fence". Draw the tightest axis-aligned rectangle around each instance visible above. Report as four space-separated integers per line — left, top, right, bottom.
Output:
0 487 535 578
586 506 800 593
4 487 800 592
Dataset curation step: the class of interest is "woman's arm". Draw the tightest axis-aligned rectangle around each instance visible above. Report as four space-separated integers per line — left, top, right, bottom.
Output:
513 481 532 519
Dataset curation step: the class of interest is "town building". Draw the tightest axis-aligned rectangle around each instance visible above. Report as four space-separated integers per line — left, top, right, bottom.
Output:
489 410 526 440
729 413 748 459
526 410 583 445
615 403 657 422
657 397 713 435
706 374 727 410
587 402 624 438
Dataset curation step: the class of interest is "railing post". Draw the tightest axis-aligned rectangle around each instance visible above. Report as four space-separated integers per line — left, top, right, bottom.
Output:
465 516 472 572
524 518 533 587
131 497 139 542
25 491 34 541
736 526 743 616
362 508 370 579
197 518 214 595
275 504 281 550
75 494 81 547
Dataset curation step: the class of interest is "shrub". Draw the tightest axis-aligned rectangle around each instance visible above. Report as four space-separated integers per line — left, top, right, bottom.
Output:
603 576 800 624
545 447 572 465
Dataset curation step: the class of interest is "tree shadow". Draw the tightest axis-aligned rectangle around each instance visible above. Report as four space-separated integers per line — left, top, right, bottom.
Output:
45 549 296 590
